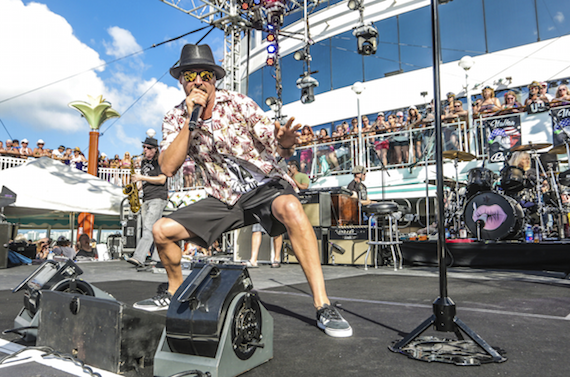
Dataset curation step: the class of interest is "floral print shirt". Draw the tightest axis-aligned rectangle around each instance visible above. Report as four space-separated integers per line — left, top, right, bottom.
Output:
161 90 297 206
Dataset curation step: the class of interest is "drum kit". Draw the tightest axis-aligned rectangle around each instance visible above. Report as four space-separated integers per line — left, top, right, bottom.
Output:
441 142 570 241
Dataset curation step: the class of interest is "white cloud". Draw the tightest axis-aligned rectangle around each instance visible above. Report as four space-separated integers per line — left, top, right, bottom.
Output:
104 26 142 58
0 0 185 155
0 0 107 132
554 12 565 24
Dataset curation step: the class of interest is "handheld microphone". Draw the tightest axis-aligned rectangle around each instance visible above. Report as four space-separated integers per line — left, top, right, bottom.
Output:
188 105 203 131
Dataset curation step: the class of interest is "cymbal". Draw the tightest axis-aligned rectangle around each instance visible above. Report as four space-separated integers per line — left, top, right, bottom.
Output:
442 150 476 161
548 144 568 155
426 177 466 188
511 142 552 152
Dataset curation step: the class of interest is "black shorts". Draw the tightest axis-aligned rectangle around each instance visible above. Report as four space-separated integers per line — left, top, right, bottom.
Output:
167 179 297 248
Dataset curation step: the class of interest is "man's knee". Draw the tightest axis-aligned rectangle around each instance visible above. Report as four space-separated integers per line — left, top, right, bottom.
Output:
152 218 183 245
274 196 306 224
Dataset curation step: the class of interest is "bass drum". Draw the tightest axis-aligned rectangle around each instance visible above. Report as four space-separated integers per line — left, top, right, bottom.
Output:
464 191 523 240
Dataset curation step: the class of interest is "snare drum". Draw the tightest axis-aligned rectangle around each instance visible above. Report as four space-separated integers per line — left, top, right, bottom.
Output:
466 168 494 197
500 165 525 193
464 191 523 240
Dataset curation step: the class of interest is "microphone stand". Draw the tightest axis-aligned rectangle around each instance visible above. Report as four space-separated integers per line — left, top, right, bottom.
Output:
388 0 506 364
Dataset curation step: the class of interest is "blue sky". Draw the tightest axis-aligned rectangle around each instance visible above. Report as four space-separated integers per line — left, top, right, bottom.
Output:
0 0 225 159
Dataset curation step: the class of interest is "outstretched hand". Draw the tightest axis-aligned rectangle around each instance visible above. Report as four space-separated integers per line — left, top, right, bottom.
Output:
275 117 301 149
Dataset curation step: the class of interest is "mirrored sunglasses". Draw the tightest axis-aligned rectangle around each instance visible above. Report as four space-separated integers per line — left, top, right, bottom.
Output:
183 70 214 83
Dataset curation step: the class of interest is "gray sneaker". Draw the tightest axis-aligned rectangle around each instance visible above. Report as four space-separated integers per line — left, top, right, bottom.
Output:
316 304 353 338
133 291 172 312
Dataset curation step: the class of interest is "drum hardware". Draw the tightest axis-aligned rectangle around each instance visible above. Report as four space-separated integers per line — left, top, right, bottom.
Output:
510 142 552 152
548 142 569 156
442 151 475 233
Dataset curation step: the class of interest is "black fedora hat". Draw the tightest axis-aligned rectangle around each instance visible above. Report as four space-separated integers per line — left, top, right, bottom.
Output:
142 137 158 147
170 44 226 80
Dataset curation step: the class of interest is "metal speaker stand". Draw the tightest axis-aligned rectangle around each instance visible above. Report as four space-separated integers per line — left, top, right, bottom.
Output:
388 0 506 366
154 264 273 377
8 260 114 343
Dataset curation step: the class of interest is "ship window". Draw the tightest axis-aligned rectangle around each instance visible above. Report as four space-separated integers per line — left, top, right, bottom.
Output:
484 0 537 52
537 0 570 40
248 68 263 110
364 17 400 82
439 0 486 62
398 7 432 72
331 30 364 89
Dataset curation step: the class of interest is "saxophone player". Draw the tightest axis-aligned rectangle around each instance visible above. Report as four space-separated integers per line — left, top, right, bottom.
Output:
126 135 168 268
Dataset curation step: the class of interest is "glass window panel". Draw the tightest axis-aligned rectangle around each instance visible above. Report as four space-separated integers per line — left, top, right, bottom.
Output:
365 17 400 81
484 0 537 52
537 0 570 40
262 66 278 111
281 53 305 105
248 68 263 110
331 30 364 89
283 10 303 28
310 39 332 95
399 7 432 72
439 0 486 62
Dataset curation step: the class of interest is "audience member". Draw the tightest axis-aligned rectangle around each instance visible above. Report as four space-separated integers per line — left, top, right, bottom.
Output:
316 128 338 172
62 148 73 165
391 112 409 165
552 84 570 104
35 237 51 260
443 92 456 117
407 106 424 162
373 113 390 167
52 145 65 160
539 82 553 103
5 139 20 157
19 139 32 157
332 122 350 167
70 147 87 170
0 141 5 154
502 90 523 111
33 139 46 157
525 81 544 106
121 152 132 168
110 154 121 169
475 86 501 115
287 160 310 190
76 233 97 259
299 125 315 174
52 236 76 259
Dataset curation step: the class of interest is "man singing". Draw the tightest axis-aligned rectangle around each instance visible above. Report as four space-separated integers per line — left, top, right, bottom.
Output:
133 44 352 338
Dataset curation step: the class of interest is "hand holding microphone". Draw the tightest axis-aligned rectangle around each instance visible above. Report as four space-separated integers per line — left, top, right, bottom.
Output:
186 89 207 131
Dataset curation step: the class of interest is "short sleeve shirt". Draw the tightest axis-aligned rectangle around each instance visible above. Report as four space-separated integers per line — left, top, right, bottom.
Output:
161 90 297 206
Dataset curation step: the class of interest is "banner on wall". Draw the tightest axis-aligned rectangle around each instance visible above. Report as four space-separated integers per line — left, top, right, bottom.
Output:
484 114 522 163
551 106 570 147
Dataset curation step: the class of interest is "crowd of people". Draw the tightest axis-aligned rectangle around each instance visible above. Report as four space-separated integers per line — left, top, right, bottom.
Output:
293 80 570 175
8 233 98 262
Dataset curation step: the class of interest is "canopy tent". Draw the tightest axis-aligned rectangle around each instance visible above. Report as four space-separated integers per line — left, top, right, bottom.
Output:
1 157 125 229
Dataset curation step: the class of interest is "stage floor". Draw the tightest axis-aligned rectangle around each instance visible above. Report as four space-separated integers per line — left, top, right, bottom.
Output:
1 260 569 376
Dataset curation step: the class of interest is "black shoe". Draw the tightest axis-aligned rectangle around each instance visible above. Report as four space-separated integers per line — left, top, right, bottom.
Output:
133 291 172 312
316 304 353 338
127 257 144 268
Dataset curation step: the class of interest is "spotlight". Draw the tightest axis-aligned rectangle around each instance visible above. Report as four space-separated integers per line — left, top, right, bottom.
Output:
353 24 379 56
296 74 319 104
266 56 276 66
347 0 363 10
267 43 278 54
265 96 281 112
293 50 308 61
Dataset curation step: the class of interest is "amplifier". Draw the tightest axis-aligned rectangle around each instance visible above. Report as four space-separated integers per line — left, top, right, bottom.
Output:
282 227 328 264
299 192 331 227
37 290 164 377
231 225 275 263
328 226 370 266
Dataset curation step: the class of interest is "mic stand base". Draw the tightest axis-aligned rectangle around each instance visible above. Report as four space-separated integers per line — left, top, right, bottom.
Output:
388 297 507 365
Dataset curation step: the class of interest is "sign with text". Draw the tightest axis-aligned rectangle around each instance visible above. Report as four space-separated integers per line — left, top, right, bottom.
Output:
551 106 570 148
484 114 521 163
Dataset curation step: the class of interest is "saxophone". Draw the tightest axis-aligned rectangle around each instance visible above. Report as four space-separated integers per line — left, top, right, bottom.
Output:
123 157 141 213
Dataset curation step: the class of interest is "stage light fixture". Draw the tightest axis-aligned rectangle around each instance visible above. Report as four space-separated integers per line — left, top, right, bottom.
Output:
353 24 379 56
296 74 319 104
266 56 276 66
293 50 307 61
347 0 363 10
265 96 281 112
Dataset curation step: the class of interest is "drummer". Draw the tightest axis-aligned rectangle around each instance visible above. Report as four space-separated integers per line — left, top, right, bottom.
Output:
509 151 531 173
